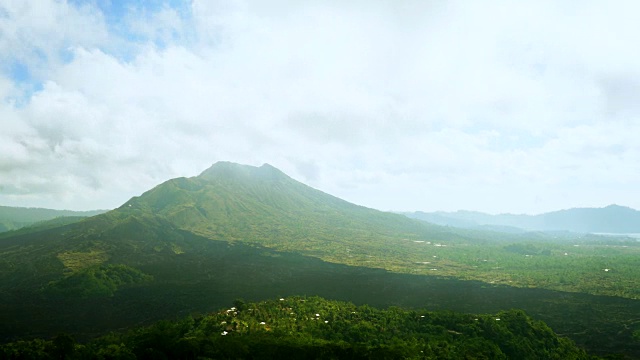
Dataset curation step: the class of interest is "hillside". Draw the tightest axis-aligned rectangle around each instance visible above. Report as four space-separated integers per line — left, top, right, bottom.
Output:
0 161 465 340
1 162 639 357
0 296 596 360
406 204 640 234
116 162 456 266
0 206 106 233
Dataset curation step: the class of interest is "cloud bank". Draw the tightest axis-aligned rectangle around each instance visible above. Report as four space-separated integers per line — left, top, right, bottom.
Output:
1 0 639 214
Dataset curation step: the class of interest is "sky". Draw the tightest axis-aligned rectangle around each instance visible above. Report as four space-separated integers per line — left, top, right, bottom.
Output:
1 0 639 215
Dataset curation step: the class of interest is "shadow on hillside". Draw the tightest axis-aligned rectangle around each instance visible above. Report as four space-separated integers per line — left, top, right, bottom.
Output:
1 231 638 358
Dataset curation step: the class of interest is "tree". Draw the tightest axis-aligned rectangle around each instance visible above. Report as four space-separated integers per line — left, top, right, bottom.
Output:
51 333 75 360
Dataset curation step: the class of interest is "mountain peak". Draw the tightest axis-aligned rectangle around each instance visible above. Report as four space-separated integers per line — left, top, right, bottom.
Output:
198 161 289 182
603 204 632 210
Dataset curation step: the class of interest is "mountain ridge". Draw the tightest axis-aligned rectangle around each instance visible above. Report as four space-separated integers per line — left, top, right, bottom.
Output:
198 161 289 181
114 161 445 260
406 204 640 233
0 206 107 233
1 162 639 357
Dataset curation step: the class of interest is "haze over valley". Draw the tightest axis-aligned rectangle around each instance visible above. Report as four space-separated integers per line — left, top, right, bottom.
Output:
405 204 640 234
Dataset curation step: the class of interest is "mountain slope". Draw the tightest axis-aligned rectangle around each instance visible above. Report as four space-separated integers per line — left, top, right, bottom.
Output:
0 206 106 232
0 161 459 301
0 162 462 334
406 204 640 234
117 161 454 264
1 162 639 357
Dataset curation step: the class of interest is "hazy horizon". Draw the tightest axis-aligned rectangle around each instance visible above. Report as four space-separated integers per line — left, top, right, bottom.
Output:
1 161 637 216
2 1 639 214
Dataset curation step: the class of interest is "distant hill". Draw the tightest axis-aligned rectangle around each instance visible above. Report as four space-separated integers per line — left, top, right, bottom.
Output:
406 204 640 234
0 206 106 232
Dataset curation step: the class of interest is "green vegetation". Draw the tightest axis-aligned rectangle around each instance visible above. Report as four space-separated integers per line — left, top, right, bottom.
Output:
57 250 110 273
45 264 153 298
0 296 597 359
0 206 105 233
388 238 640 299
1 162 639 357
116 162 640 300
1 233 637 357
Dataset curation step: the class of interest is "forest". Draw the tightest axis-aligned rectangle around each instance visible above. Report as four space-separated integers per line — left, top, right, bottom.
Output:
1 163 639 358
0 296 598 359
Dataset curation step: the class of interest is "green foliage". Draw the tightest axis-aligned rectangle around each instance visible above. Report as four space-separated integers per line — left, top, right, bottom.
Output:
45 264 152 298
0 297 599 359
117 163 640 300
0 162 639 357
0 205 105 233
3 162 639 301
57 249 109 273
504 243 552 256
0 339 53 359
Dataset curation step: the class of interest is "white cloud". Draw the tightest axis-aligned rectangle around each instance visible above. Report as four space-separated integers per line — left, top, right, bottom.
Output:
0 0 639 213
0 0 108 75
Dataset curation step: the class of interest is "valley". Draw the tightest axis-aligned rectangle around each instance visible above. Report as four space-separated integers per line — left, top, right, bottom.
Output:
1 162 639 358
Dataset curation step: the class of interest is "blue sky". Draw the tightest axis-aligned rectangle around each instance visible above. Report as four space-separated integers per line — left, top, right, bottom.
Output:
1 0 640 214
4 0 191 91
91 0 192 46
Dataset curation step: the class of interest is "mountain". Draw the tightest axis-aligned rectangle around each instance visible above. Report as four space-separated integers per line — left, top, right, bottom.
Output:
406 204 640 234
117 161 454 264
0 162 458 339
1 162 639 357
0 206 106 233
